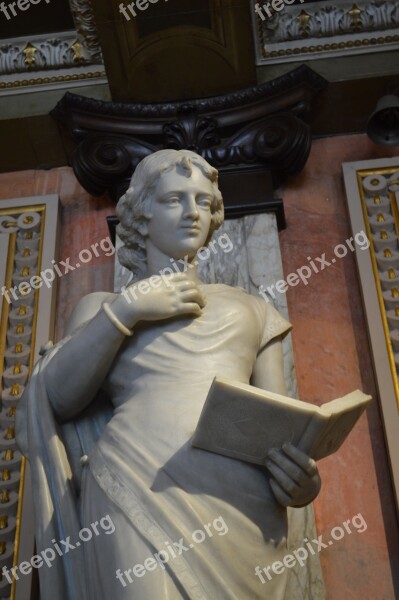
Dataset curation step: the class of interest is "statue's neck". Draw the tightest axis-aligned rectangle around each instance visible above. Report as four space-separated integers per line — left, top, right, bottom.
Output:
146 248 201 284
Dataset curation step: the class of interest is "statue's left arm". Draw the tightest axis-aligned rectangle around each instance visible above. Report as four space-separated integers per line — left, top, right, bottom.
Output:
251 337 322 508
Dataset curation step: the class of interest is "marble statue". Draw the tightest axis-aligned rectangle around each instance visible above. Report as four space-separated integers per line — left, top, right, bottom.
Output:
16 149 321 600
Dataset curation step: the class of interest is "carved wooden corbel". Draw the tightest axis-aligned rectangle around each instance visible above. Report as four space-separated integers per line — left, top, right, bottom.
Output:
51 64 327 230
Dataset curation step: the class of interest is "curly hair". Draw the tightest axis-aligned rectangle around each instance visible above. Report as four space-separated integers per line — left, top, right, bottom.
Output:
116 149 224 279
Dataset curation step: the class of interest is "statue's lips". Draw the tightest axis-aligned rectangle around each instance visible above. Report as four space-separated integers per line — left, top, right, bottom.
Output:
180 226 202 233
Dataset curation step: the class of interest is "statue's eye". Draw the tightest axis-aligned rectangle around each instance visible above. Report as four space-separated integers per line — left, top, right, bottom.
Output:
163 196 180 205
197 196 212 208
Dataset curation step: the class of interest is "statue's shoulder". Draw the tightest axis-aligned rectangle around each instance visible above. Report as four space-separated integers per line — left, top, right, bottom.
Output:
65 291 117 335
202 283 247 295
204 284 268 314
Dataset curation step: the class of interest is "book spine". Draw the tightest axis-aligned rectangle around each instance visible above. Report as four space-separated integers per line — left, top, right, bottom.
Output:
297 413 331 458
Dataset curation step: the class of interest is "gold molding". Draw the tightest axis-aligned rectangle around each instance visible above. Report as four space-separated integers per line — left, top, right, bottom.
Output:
0 71 106 90
0 235 16 399
356 167 399 412
0 205 46 216
263 34 399 59
0 205 45 599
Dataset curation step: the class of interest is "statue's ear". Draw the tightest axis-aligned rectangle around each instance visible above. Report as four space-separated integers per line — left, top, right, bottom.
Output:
139 194 154 238
136 217 150 238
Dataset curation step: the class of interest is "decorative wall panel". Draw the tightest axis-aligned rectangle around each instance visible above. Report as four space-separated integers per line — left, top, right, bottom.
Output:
0 196 59 599
343 158 399 511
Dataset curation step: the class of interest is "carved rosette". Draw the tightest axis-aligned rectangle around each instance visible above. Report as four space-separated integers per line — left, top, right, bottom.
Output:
163 115 221 153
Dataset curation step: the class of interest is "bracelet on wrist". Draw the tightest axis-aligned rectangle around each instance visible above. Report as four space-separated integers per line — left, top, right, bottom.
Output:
102 302 134 337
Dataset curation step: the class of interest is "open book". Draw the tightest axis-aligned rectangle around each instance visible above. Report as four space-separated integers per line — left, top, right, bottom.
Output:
191 377 372 464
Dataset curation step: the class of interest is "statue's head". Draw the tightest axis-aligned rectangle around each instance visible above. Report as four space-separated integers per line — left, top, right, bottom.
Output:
116 149 224 277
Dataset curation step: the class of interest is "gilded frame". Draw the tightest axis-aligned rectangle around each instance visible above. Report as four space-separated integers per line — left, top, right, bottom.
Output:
0 195 59 600
343 158 399 511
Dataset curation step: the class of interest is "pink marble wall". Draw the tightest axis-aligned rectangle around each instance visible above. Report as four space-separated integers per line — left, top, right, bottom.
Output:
278 135 399 600
0 134 398 599
0 167 115 340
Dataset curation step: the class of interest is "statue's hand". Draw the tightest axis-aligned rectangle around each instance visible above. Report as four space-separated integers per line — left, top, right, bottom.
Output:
114 273 207 328
265 443 321 507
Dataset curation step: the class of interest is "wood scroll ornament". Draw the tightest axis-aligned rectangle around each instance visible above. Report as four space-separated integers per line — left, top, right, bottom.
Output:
51 65 327 229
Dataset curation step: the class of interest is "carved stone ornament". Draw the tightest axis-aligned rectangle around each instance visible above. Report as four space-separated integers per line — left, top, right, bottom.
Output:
252 0 399 64
0 0 104 91
68 0 103 64
52 65 327 228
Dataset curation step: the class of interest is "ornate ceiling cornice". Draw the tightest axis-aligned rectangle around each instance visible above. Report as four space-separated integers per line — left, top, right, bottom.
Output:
252 0 399 65
0 0 104 93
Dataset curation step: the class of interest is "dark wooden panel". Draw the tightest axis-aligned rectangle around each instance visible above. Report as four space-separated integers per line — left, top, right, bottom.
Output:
135 0 212 37
0 115 69 172
0 0 74 39
311 74 399 136
91 0 257 102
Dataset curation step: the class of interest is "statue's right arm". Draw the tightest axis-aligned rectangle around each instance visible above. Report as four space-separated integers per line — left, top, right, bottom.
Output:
43 290 134 421
44 273 206 422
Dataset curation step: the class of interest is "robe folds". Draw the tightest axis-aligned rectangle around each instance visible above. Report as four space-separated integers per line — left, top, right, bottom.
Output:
16 284 293 599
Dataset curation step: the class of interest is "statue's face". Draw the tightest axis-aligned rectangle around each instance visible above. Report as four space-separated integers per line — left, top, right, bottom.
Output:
146 165 214 260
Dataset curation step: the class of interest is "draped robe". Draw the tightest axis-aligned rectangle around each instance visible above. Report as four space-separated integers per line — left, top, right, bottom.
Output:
16 284 292 600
